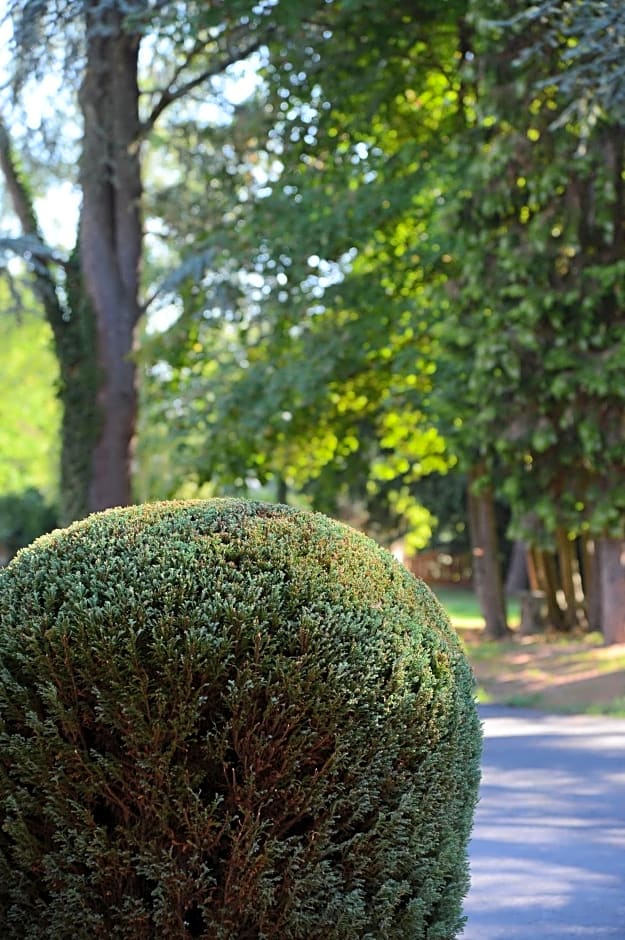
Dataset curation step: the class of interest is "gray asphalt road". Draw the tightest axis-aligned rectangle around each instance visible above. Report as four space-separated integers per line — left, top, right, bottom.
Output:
461 705 625 939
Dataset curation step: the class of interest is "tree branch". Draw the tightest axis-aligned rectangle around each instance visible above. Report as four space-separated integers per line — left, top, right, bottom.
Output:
0 119 40 237
140 30 272 136
0 118 68 309
140 37 207 101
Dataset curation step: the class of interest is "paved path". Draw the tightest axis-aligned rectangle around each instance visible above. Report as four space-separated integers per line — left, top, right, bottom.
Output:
462 705 625 939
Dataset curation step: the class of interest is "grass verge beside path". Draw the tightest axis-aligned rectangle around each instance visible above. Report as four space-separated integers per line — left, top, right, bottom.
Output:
431 585 625 717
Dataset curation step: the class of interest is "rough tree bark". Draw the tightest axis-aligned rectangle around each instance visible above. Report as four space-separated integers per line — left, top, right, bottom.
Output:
0 4 141 522
1 2 271 523
527 546 565 631
0 125 98 525
467 469 509 639
2 5 142 521
580 535 601 633
505 540 529 594
78 3 143 512
596 537 625 644
555 527 584 631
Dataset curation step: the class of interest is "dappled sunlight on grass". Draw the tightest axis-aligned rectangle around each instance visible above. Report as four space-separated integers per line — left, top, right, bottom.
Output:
431 585 520 631
425 585 625 716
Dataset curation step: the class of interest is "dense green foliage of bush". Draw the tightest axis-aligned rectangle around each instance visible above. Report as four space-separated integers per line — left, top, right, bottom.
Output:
0 499 481 939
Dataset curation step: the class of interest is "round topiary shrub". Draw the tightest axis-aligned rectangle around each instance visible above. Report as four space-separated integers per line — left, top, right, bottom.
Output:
0 499 481 939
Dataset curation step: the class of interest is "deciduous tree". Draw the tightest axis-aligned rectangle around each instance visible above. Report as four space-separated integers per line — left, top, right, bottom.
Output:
0 0 301 522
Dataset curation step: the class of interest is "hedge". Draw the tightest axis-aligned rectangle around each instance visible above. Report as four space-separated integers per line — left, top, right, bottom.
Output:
0 499 481 938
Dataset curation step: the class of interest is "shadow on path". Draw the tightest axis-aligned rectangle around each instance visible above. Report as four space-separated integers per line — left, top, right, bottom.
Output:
462 705 625 939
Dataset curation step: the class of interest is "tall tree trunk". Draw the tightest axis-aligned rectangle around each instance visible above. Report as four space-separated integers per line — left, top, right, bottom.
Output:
527 546 566 631
505 540 529 594
78 3 143 513
580 535 601 633
596 537 625 644
54 253 100 523
467 470 509 639
2 5 270 522
555 527 583 631
276 476 289 504
544 550 566 630
0 124 98 524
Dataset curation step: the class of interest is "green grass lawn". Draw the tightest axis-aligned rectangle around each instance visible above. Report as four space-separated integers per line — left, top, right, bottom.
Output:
431 584 625 717
430 585 520 630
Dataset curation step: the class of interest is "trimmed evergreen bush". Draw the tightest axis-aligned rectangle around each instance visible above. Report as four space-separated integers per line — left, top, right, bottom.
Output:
0 499 481 939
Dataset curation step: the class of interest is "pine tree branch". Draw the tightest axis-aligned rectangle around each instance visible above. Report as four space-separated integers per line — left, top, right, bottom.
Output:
140 30 272 135
0 119 40 237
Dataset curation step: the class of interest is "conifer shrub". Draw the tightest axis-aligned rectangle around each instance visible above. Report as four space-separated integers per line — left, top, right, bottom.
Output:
0 499 481 939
